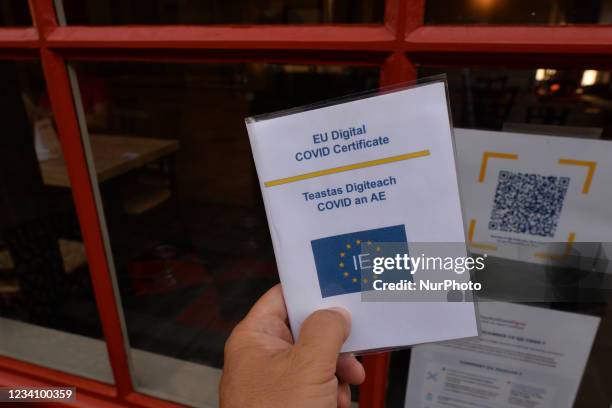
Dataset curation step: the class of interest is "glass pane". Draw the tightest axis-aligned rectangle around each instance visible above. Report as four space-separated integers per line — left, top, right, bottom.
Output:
421 67 612 137
0 61 112 382
412 66 612 408
0 0 31 26
425 0 612 24
63 0 384 25
70 61 379 405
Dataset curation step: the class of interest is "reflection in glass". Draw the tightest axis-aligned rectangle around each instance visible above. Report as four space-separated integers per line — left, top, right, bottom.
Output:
0 61 111 382
63 0 384 25
0 0 31 26
425 0 612 24
71 61 379 403
420 67 612 139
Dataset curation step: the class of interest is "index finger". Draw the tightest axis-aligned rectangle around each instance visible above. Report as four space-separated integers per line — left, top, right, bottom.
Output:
237 284 293 342
242 284 288 325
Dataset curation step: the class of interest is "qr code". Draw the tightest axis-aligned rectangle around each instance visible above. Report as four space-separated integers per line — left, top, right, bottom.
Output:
489 171 570 237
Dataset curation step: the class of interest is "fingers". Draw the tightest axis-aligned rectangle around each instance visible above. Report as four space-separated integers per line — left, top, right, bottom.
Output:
337 382 351 408
336 354 365 385
239 284 293 343
245 284 288 322
295 307 351 364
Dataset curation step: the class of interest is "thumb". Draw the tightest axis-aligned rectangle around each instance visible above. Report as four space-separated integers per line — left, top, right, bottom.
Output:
295 307 351 364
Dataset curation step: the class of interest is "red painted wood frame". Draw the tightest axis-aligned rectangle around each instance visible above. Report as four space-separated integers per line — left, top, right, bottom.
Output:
1 0 612 407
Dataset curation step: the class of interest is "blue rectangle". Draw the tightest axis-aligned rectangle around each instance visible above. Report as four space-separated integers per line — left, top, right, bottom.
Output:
311 224 409 298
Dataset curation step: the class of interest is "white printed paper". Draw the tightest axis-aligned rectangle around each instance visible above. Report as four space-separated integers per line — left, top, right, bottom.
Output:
405 302 600 408
246 82 478 352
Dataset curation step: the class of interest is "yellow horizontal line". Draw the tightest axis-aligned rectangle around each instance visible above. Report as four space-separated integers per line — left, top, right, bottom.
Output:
264 149 430 187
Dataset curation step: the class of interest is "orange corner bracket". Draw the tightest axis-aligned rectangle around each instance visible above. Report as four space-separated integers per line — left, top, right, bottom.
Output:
534 232 576 261
558 159 597 194
468 219 497 251
478 151 518 183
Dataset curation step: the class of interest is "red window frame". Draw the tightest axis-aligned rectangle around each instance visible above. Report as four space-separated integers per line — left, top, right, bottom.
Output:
1 0 611 406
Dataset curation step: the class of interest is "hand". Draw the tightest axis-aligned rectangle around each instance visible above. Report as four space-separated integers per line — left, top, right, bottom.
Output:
220 284 365 408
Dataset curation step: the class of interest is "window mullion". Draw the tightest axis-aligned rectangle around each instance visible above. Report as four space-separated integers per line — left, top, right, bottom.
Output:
29 0 136 397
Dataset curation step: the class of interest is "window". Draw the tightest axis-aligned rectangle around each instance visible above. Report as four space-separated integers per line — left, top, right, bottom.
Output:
0 60 112 382
0 1 611 407
0 1 31 26
420 67 612 137
425 0 612 25
70 60 378 404
63 0 385 25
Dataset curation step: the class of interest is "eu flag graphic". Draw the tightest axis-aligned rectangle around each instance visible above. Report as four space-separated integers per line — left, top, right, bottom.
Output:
311 224 409 298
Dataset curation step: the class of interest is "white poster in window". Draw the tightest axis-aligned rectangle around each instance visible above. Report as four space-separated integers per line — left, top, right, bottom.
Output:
455 128 612 267
405 302 600 408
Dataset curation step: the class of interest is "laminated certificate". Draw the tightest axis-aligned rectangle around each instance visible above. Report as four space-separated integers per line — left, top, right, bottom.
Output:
246 80 479 352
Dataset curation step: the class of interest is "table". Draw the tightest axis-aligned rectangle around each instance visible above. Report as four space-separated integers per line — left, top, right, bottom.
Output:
39 134 180 188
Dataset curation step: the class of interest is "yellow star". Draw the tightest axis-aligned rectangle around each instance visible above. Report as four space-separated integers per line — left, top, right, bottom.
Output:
343 271 349 277
367 240 372 245
363 278 368 283
356 239 361 245
375 246 381 252
346 243 352 249
339 252 345 258
339 262 344 268
352 277 358 283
